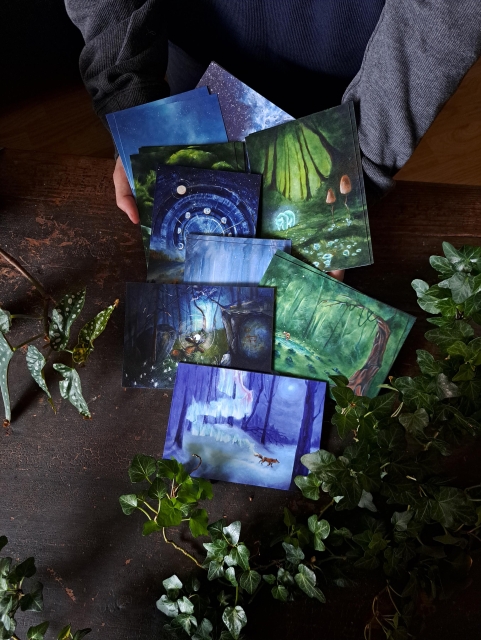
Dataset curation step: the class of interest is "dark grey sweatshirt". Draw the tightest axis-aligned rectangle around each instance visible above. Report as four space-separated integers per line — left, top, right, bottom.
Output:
65 0 481 194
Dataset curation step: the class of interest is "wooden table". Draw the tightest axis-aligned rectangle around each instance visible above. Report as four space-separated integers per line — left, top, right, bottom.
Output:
1 149 480 639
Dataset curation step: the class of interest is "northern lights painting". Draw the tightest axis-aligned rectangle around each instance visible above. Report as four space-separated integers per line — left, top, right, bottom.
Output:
106 91 227 189
123 284 275 390
184 235 291 286
246 102 373 271
147 165 261 283
260 252 415 397
163 364 326 490
197 61 294 142
131 142 247 261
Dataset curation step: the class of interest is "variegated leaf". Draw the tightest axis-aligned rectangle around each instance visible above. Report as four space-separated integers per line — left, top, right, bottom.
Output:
0 309 11 333
0 332 14 424
26 345 55 412
72 299 118 365
48 289 86 351
53 364 91 419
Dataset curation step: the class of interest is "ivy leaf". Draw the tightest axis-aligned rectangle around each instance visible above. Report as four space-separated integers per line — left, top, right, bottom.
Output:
48 289 86 351
294 474 321 500
192 618 213 640
207 560 224 581
230 544 250 571
148 477 168 501
163 575 183 596
223 522 241 545
173 613 197 636
72 300 118 365
416 350 443 377
222 606 247 640
56 625 72 640
399 409 429 436
157 458 180 480
0 309 11 333
197 478 213 500
331 386 355 408
464 291 481 318
294 564 326 603
300 449 336 473
358 490 377 512
207 519 225 541
0 332 14 424
203 540 228 563
430 255 454 277
26 346 55 412
368 392 397 418
20 583 44 612
239 570 261 594
27 622 49 640
426 321 474 352
189 509 209 538
438 273 473 303
442 242 465 266
53 364 90 419
436 373 460 398
329 374 349 387
391 511 414 532
142 520 161 536
157 498 183 527
332 411 358 438
8 556 36 582
72 630 91 640
429 487 476 528
307 516 330 550
411 279 429 297
263 574 276 585
283 507 296 527
177 596 194 614
452 363 475 382
282 542 304 567
271 585 288 602
129 454 157 483
224 567 238 587
119 494 138 515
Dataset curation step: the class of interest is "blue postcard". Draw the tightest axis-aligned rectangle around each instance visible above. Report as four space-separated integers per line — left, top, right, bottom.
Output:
184 236 292 286
106 91 227 189
123 284 275 390
197 62 294 142
147 165 261 283
163 364 326 490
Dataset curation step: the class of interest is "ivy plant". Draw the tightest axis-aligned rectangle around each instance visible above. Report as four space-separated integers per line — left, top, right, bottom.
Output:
0 536 90 640
0 247 117 424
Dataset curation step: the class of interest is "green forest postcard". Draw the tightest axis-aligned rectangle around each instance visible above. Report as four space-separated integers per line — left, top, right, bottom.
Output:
132 142 246 261
260 252 414 397
246 102 372 272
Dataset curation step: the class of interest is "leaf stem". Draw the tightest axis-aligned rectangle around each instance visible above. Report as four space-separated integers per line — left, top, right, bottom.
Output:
10 314 42 321
0 247 51 301
12 333 44 351
319 499 334 516
162 528 204 569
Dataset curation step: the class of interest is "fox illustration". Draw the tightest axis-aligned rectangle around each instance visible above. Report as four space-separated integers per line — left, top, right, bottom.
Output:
254 453 280 467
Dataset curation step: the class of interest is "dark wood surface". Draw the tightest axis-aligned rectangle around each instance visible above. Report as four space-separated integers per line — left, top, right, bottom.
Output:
0 148 480 639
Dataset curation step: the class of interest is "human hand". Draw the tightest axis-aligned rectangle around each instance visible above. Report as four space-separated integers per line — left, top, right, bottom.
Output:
113 156 139 224
329 270 344 282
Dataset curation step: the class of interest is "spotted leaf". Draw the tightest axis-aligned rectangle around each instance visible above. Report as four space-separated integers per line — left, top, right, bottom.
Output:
53 364 91 419
0 309 11 334
48 289 86 351
0 332 14 424
26 345 55 412
72 299 118 365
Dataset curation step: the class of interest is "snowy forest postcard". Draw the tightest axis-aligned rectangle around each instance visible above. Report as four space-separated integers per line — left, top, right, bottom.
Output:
163 364 326 490
260 253 415 397
246 102 373 272
184 235 292 286
123 283 275 389
197 62 294 141
147 165 261 283
132 142 246 261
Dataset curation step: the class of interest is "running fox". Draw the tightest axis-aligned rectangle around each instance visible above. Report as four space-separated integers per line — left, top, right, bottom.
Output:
254 453 280 467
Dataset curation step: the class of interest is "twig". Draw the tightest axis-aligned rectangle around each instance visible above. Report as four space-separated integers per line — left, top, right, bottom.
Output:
0 247 50 300
162 528 204 569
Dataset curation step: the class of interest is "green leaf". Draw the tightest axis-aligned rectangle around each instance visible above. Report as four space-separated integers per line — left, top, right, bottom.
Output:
189 509 209 538
177 596 194 614
148 477 168 501
163 575 183 593
142 520 161 536
0 310 11 334
358 490 377 512
411 279 429 297
437 373 460 398
129 454 157 483
26 346 55 412
300 449 336 473
368 392 397 418
197 478 213 500
173 613 197 636
439 273 473 303
416 350 443 377
430 255 454 277
230 544 250 571
452 363 475 382
0 332 14 424
20 583 44 612
157 458 180 480
399 409 429 435
263 574 276 585
294 565 326 603
294 473 321 500
224 567 238 587
48 289 86 351
283 507 296 527
331 385 355 408
72 630 91 640
329 374 349 387
239 570 261 594
192 618 213 640
157 498 183 527
277 567 295 586
282 542 304 567
429 487 476 528
443 242 464 265
27 622 49 640
394 377 436 411
391 511 414 531
8 556 36 582
464 291 481 318
72 300 118 365
332 411 358 438
307 515 330 551
223 522 241 545
0 536 7 553
207 560 224 581
222 606 247 640
56 624 72 640
207 519 225 540
53 364 90 418
426 321 474 352
271 584 289 601
119 494 138 515
203 540 228 563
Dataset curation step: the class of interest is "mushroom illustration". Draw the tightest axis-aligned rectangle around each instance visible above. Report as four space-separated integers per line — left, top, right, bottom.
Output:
326 188 336 221
340 175 352 213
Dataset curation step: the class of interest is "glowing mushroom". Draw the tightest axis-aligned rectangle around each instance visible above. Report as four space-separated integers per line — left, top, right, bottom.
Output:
340 175 352 212
326 188 336 221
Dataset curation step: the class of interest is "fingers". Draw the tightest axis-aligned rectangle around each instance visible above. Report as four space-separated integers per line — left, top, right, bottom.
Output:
328 269 345 282
113 157 140 224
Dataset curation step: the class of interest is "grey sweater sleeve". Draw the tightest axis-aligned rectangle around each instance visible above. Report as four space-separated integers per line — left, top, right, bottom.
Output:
343 0 481 196
64 0 168 117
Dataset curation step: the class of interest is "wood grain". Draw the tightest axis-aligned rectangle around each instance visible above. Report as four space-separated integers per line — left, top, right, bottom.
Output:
0 149 480 639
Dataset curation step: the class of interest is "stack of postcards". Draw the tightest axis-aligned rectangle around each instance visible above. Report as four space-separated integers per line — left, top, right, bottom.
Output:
109 63 415 491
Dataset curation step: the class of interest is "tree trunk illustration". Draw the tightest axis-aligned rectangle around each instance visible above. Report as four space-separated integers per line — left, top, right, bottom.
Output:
174 392 189 449
261 378 277 445
291 380 319 479
348 317 391 396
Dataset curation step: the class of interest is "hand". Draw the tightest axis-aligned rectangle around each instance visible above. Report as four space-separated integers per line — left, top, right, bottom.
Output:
329 270 345 282
113 156 139 224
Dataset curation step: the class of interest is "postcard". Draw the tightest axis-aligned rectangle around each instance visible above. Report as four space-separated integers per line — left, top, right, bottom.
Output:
147 165 261 283
184 236 291 286
163 364 326 490
197 61 294 142
106 92 227 189
123 283 275 390
246 102 373 271
131 142 247 260
260 252 415 397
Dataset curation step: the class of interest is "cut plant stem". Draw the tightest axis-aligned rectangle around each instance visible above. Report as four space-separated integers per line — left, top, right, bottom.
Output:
12 333 44 351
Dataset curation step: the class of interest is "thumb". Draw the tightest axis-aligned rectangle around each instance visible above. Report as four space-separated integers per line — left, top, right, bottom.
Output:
113 158 140 224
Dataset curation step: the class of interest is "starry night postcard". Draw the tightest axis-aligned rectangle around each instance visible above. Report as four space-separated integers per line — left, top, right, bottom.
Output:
106 90 227 189
197 61 294 141
146 165 261 283
246 102 373 271
123 283 275 390
260 252 415 398
131 142 247 262
163 364 326 490
184 235 292 286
